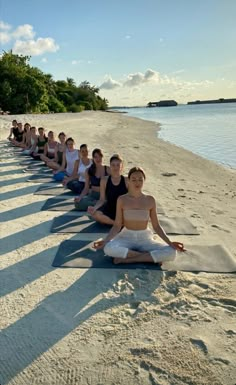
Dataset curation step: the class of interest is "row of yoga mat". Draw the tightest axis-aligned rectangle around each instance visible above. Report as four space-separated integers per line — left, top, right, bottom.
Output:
3 142 236 272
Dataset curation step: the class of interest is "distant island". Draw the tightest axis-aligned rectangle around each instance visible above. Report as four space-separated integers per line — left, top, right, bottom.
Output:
187 98 236 105
147 100 178 107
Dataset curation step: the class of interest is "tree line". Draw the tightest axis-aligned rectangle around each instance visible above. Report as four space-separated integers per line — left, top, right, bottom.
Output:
0 51 108 114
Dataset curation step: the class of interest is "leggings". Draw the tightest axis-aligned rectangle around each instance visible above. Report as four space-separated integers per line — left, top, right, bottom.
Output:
74 191 100 211
104 228 176 263
67 180 85 194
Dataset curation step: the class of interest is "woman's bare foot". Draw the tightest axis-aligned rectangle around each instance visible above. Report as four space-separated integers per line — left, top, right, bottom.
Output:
113 258 125 264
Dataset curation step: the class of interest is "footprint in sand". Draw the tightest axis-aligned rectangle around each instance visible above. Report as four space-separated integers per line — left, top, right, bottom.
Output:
211 209 224 215
190 338 208 354
225 329 236 336
162 172 177 177
211 224 231 233
191 213 201 218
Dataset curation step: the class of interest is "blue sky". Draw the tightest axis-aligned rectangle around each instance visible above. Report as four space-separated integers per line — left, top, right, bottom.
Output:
0 0 236 106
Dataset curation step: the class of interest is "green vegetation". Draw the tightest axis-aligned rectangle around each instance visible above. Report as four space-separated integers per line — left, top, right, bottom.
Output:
0 51 108 114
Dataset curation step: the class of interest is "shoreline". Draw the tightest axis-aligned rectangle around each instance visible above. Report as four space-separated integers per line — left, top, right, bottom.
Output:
114 107 236 171
1 111 236 385
2 110 235 171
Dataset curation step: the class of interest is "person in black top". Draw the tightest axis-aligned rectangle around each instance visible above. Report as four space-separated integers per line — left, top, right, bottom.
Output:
88 154 128 225
7 120 18 141
31 127 48 159
10 122 24 146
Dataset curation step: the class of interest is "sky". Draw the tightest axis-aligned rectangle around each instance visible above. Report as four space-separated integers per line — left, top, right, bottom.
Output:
0 0 236 106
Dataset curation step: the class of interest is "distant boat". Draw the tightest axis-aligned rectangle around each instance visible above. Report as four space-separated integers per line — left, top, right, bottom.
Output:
147 100 177 107
187 98 236 105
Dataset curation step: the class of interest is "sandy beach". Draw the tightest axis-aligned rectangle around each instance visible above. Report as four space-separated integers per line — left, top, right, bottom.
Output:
0 111 236 385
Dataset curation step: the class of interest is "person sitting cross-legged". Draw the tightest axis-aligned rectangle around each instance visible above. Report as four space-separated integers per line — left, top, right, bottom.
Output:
94 166 185 264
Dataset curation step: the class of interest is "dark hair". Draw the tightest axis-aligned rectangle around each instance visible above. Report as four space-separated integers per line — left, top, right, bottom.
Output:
48 130 54 135
30 126 36 131
58 132 66 138
128 167 146 180
24 123 30 132
80 143 88 150
66 137 75 145
38 127 45 131
88 148 103 176
110 153 123 164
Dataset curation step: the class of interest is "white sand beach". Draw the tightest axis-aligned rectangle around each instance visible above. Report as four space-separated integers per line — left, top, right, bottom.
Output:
0 111 236 385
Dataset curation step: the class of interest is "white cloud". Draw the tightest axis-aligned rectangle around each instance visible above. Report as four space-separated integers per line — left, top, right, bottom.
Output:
125 35 131 39
172 69 185 74
0 31 11 44
0 21 11 30
41 57 48 63
124 69 159 87
100 76 121 90
12 24 35 40
0 20 59 56
13 37 59 56
72 59 83 65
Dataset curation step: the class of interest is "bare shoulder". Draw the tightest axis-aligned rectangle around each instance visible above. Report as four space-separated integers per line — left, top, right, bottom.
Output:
101 175 109 184
145 194 156 207
118 193 128 204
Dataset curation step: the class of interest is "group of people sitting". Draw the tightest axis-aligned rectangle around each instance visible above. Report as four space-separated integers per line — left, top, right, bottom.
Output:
8 120 185 265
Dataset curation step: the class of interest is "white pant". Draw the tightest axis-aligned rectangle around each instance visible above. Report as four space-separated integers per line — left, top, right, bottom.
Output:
104 228 176 263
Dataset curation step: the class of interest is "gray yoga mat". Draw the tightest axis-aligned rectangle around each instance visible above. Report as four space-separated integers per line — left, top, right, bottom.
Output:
52 241 236 272
19 160 44 166
24 167 51 174
156 217 199 235
41 197 165 215
27 174 55 183
50 214 198 235
41 198 77 211
34 186 75 196
51 215 111 234
26 164 48 170
162 245 236 273
52 240 161 270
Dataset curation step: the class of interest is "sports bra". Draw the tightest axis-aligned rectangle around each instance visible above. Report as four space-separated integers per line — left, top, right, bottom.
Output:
38 136 48 147
123 209 149 221
90 166 108 187
47 141 57 154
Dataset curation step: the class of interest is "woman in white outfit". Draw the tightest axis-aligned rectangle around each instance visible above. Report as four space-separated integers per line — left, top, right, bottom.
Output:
53 137 79 182
94 167 185 264
21 126 38 155
63 144 92 194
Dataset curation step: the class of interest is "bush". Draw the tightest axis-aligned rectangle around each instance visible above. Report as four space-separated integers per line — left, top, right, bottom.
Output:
48 95 66 112
68 104 85 113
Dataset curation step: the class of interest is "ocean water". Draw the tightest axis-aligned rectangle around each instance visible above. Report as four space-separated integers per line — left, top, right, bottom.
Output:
117 103 236 169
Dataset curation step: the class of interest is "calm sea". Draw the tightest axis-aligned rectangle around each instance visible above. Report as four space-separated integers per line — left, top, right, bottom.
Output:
117 103 236 169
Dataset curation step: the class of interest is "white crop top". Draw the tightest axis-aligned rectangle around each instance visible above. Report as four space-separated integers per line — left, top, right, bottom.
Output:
65 149 79 176
78 159 92 182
